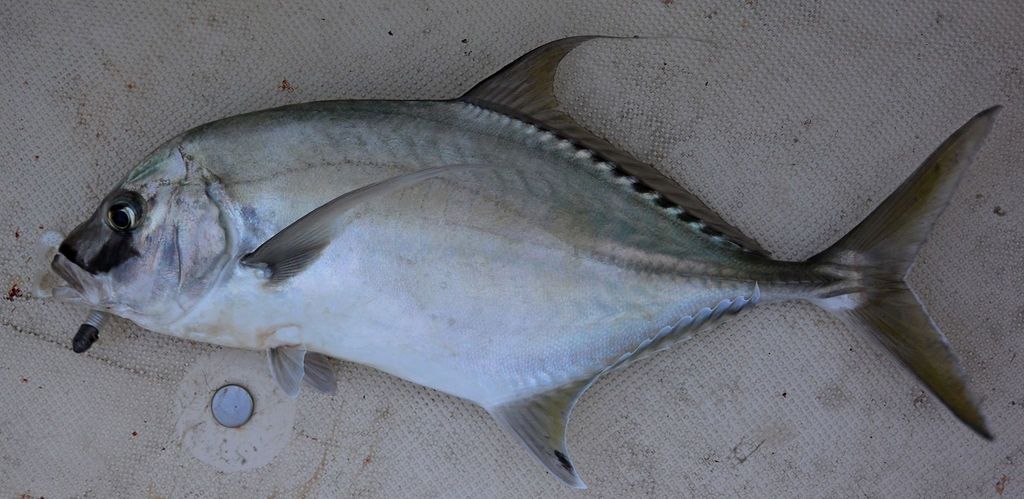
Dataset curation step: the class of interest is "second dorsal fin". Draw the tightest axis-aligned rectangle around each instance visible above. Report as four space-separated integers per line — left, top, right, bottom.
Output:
461 36 768 255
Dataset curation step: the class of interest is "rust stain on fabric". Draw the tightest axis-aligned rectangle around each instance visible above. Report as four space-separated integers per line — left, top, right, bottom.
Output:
6 285 23 301
996 475 1009 495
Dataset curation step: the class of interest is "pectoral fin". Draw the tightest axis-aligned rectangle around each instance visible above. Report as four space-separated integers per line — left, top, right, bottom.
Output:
487 379 592 489
241 163 493 283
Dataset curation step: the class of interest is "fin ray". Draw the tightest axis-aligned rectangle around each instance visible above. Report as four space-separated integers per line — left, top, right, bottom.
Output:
268 346 306 398
829 285 991 438
302 352 337 394
813 106 1001 274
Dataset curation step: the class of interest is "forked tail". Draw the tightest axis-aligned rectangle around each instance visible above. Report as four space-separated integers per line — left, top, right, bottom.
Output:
811 106 1001 439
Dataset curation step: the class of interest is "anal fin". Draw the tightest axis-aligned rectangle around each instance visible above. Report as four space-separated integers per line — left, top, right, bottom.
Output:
486 285 762 489
487 379 591 489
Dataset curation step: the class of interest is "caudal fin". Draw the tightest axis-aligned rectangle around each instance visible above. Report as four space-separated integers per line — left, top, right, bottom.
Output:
812 107 1000 439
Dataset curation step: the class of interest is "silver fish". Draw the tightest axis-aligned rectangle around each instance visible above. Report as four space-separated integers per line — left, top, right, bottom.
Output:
48 37 997 487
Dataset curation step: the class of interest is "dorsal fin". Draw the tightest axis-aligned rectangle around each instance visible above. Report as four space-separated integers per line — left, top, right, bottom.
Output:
487 379 592 489
461 36 768 255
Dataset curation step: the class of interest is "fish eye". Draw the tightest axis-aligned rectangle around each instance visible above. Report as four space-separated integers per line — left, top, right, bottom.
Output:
105 195 143 232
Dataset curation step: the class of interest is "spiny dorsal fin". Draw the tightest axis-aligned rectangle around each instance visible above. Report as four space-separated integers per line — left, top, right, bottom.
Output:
461 36 768 255
487 379 592 489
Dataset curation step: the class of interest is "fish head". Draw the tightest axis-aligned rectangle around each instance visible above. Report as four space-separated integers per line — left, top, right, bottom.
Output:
51 141 231 328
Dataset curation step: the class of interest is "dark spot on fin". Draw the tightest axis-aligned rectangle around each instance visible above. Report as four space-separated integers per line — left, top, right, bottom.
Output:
553 450 573 471
701 226 723 238
631 182 654 194
655 197 676 208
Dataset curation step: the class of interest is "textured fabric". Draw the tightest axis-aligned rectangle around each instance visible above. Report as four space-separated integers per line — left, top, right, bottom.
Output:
2 1 1022 497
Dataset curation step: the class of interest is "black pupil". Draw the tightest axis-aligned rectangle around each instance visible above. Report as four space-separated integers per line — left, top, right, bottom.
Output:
111 205 132 229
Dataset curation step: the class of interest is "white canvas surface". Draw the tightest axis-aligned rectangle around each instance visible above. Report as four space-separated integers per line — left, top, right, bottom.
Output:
1 1 1022 497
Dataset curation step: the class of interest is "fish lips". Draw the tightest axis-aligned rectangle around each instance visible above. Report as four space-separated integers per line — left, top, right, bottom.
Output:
51 253 85 291
50 253 101 304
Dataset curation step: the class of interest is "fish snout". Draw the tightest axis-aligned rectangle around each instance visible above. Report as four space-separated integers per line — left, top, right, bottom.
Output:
57 239 88 274
50 253 92 297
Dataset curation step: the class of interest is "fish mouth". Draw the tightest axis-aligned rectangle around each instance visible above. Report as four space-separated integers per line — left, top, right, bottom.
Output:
51 253 86 293
52 254 83 293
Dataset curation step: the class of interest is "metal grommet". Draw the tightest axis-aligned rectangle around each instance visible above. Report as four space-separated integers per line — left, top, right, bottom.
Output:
211 384 254 428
